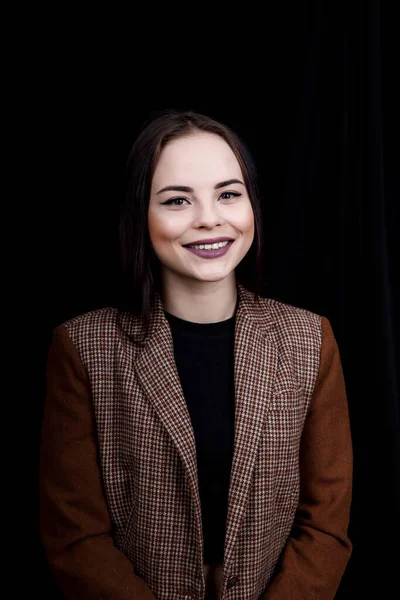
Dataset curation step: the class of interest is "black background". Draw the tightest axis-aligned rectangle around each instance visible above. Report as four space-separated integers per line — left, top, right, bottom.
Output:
30 2 399 597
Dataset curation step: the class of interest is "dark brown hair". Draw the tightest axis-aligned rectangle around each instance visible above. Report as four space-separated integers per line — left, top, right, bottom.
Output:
118 109 265 336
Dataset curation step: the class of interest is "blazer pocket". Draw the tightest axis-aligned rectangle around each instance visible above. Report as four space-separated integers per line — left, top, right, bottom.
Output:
262 387 305 490
267 386 304 412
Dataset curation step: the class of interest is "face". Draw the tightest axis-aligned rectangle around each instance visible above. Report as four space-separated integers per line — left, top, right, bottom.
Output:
148 132 255 286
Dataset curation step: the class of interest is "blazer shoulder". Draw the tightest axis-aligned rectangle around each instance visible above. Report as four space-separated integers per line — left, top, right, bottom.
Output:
262 295 322 334
258 296 327 395
54 307 119 348
60 306 117 328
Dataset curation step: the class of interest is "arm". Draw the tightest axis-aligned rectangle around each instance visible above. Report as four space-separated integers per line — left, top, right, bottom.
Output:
39 325 157 600
261 316 353 600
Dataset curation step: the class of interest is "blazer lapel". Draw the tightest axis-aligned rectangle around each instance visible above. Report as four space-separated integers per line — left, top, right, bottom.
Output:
224 287 277 574
134 283 278 579
134 301 203 560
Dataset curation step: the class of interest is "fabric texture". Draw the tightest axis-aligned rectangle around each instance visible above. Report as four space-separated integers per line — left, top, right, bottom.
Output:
40 282 353 599
163 307 236 565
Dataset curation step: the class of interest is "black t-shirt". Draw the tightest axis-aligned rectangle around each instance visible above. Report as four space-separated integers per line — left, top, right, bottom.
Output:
164 306 237 564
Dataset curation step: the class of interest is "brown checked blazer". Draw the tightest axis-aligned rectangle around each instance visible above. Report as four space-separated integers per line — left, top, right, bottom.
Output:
40 283 353 600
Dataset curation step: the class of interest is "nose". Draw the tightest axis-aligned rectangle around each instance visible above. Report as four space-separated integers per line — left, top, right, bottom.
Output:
193 201 226 229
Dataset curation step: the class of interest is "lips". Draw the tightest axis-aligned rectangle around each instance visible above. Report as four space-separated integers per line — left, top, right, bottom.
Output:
183 240 234 259
182 237 234 247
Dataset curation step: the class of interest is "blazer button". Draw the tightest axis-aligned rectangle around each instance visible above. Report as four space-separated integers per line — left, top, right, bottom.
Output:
227 575 239 589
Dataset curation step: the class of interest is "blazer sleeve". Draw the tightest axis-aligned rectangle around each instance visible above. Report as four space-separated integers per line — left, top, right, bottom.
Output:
260 316 353 600
39 325 157 600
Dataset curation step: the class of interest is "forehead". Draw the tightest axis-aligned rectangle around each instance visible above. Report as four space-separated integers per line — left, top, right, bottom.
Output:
152 132 242 186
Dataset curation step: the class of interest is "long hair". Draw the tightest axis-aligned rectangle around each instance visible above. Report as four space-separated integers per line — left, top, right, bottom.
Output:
118 109 265 338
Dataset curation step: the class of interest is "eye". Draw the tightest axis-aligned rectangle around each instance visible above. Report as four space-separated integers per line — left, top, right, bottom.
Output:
220 191 241 200
161 197 189 206
161 191 241 206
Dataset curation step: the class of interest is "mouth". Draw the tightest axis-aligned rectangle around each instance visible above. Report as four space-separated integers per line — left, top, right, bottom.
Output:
182 239 234 248
182 239 235 259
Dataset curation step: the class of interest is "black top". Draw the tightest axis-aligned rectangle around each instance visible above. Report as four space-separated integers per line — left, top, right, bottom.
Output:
164 303 237 564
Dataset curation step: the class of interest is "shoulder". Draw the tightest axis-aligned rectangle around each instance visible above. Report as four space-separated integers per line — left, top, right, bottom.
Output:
254 293 324 342
61 306 118 330
254 296 341 383
53 307 120 350
253 295 334 396
268 295 321 324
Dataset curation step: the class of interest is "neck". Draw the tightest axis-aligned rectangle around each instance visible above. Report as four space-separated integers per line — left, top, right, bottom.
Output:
161 273 238 324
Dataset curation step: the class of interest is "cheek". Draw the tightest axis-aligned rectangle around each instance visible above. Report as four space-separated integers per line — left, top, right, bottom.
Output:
147 213 161 240
148 210 183 244
235 203 255 235
247 210 255 234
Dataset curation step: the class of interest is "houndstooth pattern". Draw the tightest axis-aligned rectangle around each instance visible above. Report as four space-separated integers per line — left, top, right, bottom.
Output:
63 283 322 600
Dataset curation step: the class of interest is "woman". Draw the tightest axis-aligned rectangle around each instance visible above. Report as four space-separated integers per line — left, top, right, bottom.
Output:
40 110 353 600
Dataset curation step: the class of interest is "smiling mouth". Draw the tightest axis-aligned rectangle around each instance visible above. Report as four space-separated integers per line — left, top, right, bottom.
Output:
183 241 233 249
182 240 235 258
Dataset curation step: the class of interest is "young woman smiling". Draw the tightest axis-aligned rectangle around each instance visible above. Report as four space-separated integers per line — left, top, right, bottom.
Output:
40 110 353 600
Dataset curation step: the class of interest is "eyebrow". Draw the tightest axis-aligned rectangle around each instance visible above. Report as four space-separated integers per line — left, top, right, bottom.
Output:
156 178 245 195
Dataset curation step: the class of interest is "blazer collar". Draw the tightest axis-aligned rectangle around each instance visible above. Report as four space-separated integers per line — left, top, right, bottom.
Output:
142 282 275 342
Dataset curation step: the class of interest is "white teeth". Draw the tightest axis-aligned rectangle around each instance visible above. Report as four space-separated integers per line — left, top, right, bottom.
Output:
187 240 230 250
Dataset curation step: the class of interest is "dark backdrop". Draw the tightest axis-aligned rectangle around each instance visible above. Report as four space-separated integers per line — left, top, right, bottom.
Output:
34 2 399 597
